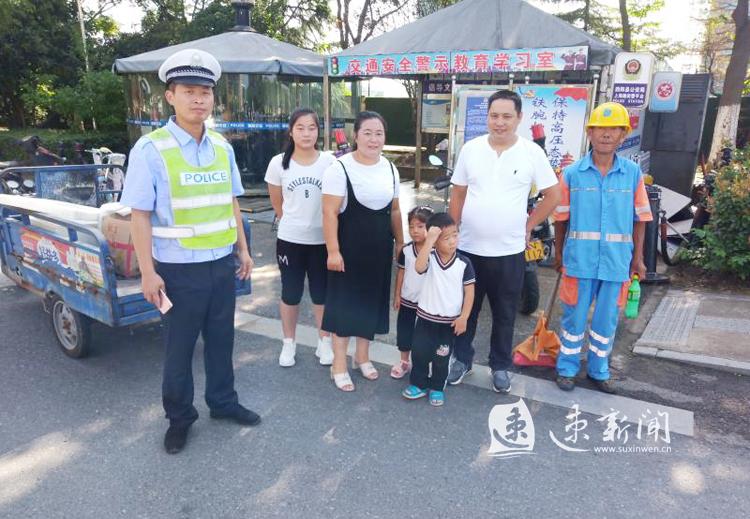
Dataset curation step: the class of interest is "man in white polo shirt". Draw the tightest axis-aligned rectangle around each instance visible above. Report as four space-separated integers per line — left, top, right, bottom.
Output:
447 89 561 393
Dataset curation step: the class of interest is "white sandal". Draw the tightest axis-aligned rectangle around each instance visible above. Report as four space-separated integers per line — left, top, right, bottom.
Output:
352 358 379 380
330 367 355 392
390 360 411 379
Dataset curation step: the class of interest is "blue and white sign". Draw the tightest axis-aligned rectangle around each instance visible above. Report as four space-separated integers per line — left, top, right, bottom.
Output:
649 71 682 113
611 52 655 109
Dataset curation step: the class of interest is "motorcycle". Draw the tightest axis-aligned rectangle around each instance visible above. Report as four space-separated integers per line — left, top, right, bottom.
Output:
428 154 549 315
0 135 66 171
0 170 36 195
86 147 127 196
659 147 732 265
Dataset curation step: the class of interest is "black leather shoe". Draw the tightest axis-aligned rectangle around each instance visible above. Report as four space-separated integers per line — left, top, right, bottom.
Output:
164 425 190 454
556 376 576 391
587 375 616 394
210 405 261 426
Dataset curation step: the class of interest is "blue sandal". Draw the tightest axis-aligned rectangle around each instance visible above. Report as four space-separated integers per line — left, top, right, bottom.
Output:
429 390 445 406
402 385 428 400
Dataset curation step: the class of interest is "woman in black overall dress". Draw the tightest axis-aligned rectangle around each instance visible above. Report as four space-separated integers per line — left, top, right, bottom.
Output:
321 111 404 391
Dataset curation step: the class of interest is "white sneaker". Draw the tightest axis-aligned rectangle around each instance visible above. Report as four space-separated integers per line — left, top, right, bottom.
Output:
279 338 296 367
316 336 334 366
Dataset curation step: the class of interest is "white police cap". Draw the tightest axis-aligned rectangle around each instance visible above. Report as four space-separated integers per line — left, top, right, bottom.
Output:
158 49 221 87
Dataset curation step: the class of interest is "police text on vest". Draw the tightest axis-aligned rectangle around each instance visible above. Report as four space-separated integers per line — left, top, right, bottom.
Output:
180 171 229 186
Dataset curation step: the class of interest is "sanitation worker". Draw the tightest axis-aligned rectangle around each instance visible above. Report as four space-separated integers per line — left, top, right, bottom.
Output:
553 102 651 394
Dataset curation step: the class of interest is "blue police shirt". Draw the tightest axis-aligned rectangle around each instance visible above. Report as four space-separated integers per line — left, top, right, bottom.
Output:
120 116 245 263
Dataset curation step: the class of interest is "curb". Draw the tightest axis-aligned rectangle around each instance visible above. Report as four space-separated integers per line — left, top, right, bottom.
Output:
633 344 750 376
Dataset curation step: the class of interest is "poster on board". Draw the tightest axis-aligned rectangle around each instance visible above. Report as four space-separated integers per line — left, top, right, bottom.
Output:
616 108 644 161
421 95 452 133
452 85 592 170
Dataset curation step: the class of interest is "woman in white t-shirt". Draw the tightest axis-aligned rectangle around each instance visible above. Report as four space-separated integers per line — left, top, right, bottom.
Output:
321 111 405 392
265 108 336 368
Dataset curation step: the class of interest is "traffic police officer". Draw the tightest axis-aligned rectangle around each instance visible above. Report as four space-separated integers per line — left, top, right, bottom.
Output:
552 102 651 394
121 49 259 454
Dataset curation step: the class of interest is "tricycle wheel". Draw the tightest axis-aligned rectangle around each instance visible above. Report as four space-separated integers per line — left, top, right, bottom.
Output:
50 296 91 358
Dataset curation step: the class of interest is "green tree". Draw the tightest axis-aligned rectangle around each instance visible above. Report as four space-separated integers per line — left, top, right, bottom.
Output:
708 0 750 163
53 71 127 132
415 0 458 17
0 0 82 127
335 0 412 49
541 0 683 60
185 0 330 47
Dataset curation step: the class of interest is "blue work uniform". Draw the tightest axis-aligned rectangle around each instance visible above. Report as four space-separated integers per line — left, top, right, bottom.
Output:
121 116 246 427
553 152 652 381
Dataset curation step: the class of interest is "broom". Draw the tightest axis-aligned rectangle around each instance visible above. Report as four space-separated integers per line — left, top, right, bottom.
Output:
512 271 562 368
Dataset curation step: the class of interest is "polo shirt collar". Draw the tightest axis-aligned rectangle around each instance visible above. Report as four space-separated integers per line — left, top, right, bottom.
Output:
166 116 209 147
578 150 625 175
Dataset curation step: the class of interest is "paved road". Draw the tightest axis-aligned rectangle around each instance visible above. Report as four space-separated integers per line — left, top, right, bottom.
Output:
1 190 749 518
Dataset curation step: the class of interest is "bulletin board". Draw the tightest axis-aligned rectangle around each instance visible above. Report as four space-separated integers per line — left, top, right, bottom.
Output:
449 84 593 170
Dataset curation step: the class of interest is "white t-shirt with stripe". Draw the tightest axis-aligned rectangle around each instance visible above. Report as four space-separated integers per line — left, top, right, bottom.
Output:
417 251 475 323
397 241 425 308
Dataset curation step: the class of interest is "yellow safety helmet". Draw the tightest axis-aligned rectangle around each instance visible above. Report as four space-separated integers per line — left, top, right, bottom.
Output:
586 102 631 133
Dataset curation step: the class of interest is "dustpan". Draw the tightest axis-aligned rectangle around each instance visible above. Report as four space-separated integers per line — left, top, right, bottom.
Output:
513 271 562 368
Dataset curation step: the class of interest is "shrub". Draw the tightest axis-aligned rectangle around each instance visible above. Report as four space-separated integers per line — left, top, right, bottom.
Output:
685 148 750 279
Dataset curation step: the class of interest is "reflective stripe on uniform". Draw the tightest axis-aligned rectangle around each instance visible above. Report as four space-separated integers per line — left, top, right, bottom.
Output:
589 329 611 345
152 218 236 238
588 344 609 357
568 231 601 240
561 329 585 342
635 205 651 215
556 205 570 213
605 233 632 243
560 345 582 355
170 193 234 210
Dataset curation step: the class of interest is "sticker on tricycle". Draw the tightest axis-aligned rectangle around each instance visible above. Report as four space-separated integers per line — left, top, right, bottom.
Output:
21 230 104 287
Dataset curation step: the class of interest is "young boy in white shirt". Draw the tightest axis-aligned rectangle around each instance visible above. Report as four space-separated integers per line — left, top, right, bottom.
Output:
402 213 475 406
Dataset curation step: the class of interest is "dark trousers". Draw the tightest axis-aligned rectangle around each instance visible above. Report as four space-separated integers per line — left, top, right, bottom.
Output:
410 318 455 391
396 304 418 352
453 251 525 371
156 254 239 428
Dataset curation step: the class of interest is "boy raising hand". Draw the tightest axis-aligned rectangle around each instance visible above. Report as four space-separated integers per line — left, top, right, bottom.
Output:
401 213 475 407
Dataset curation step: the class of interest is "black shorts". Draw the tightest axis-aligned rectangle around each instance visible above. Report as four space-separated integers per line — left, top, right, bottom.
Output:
276 239 327 305
396 303 418 352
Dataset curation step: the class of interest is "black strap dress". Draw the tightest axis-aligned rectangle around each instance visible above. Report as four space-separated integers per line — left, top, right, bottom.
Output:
321 160 395 340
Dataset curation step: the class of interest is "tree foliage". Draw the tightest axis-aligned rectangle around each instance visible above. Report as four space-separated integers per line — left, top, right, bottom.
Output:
0 0 332 131
541 0 683 60
335 0 412 49
0 0 82 127
53 71 128 132
708 0 750 162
